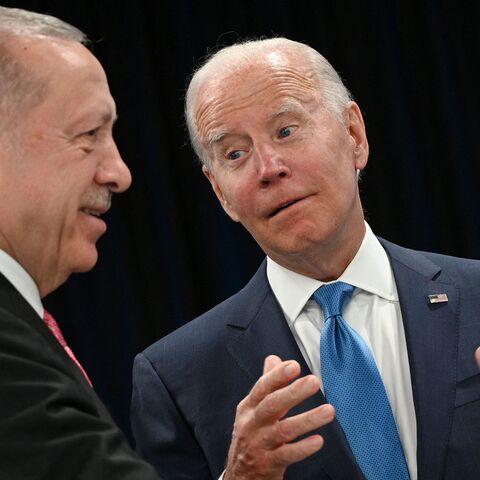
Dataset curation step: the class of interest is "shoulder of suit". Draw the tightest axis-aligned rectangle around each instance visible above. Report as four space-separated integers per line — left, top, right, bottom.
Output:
380 236 480 286
142 261 270 357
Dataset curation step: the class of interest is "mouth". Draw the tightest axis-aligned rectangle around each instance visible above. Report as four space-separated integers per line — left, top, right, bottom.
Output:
80 190 112 219
269 197 306 218
80 207 107 218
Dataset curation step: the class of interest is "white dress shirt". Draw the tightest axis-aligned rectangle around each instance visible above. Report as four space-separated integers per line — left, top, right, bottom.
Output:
0 248 43 319
267 223 417 479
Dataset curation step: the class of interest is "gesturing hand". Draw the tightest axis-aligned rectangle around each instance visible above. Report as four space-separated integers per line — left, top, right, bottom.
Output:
224 355 335 480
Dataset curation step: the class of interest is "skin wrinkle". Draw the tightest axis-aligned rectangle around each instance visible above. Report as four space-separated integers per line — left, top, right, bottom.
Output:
0 36 131 296
198 80 315 143
208 98 319 159
186 40 353 172
198 52 368 280
199 86 316 154
196 64 318 149
213 94 322 168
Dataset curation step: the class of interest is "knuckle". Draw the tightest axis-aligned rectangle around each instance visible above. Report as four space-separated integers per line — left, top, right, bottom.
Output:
308 409 324 429
288 379 303 399
254 376 269 400
237 447 267 472
232 415 249 439
277 418 294 441
236 398 247 414
258 393 278 418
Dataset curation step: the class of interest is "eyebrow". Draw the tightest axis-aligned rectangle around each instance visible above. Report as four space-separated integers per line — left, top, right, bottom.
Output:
89 98 118 125
76 105 117 128
206 101 305 147
207 128 230 147
270 100 304 119
101 109 118 125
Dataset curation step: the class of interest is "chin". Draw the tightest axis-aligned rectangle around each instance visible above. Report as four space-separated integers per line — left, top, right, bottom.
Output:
266 226 324 253
71 247 99 273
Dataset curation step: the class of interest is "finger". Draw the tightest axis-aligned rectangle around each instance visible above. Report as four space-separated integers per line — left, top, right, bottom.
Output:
269 434 325 467
255 375 321 425
263 355 283 374
262 404 335 449
246 360 301 408
475 347 480 369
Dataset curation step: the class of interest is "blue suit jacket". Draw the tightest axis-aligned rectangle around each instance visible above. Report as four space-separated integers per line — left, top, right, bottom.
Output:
131 239 480 479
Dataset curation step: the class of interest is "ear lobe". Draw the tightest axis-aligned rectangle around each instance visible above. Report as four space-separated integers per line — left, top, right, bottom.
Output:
346 101 369 171
202 166 240 222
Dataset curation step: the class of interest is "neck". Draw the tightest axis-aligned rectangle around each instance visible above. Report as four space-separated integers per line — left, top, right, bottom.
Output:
0 229 63 298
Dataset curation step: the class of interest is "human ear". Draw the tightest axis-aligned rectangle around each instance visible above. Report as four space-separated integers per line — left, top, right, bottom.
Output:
346 101 369 171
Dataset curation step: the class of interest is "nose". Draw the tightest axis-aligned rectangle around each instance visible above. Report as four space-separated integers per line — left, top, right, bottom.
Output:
95 139 132 193
255 143 291 186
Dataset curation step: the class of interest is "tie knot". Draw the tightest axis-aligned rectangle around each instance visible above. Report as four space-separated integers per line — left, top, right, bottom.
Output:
313 281 355 319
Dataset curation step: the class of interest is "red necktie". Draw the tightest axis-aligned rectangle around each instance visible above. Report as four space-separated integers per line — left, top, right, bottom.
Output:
43 310 93 387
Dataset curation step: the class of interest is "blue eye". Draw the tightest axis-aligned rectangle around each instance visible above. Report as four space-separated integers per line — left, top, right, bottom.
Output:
227 150 242 160
279 126 295 138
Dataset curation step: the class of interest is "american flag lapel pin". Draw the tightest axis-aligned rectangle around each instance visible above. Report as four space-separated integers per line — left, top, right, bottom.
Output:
427 293 449 304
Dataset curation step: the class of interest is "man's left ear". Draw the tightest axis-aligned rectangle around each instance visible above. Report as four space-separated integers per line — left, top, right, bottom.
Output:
347 101 369 171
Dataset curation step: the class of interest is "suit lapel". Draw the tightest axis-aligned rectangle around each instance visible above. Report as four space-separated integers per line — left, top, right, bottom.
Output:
381 239 459 480
0 273 94 392
225 262 365 479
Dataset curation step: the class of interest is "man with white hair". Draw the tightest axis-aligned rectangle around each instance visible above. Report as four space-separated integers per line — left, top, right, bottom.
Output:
132 38 480 479
0 6 162 478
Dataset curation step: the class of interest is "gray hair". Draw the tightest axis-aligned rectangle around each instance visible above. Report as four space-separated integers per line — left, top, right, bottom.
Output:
0 6 87 136
185 37 353 168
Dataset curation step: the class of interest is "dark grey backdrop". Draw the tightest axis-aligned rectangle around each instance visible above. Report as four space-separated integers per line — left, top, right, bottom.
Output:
3 0 479 442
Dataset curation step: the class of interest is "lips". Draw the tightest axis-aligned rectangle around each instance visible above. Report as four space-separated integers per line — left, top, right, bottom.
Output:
269 196 307 217
80 203 110 217
81 208 103 217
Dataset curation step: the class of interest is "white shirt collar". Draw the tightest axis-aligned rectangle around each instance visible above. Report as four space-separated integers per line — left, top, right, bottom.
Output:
267 222 397 324
0 249 44 318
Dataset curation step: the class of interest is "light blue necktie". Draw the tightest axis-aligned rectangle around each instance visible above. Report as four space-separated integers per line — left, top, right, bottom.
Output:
313 282 410 480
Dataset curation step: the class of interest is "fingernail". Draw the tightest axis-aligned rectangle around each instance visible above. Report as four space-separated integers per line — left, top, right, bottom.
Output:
318 404 334 419
304 376 319 392
285 362 297 376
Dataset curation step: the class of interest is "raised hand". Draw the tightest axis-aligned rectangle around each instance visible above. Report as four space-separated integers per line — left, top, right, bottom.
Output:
224 355 334 480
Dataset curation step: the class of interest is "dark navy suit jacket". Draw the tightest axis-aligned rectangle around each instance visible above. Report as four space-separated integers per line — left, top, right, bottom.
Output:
131 239 480 479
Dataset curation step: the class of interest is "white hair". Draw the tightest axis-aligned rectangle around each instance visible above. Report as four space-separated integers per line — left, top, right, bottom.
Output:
0 6 87 135
185 37 353 168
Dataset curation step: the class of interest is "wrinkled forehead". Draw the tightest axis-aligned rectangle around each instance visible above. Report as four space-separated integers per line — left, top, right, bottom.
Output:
195 54 319 143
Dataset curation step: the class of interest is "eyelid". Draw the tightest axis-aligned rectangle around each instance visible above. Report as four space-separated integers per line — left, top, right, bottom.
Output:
83 124 105 139
278 125 297 138
226 149 244 161
221 142 250 160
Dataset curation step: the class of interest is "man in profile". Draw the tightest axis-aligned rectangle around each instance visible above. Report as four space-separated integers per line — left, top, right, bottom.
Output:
132 38 480 479
0 9 331 479
0 6 163 478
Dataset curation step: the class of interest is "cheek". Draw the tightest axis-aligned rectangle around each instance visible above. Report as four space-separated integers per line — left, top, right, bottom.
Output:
223 179 255 215
310 141 354 180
